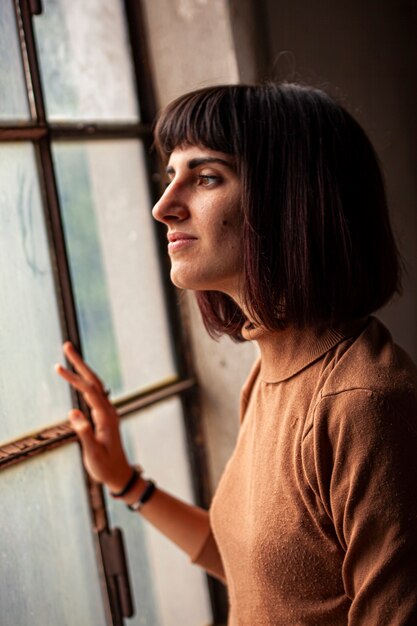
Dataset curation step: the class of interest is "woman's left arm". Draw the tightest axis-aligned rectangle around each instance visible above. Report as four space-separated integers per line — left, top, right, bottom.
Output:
314 387 417 625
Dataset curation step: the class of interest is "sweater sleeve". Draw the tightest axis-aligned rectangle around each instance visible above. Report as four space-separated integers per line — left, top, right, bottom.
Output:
190 518 226 583
312 387 417 625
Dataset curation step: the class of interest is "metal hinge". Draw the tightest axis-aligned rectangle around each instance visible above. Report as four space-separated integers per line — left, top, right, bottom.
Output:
28 0 42 16
100 528 135 620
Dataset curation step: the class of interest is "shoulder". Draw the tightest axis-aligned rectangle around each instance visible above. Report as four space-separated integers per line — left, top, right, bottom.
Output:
304 317 417 474
319 316 417 404
312 387 417 456
304 378 417 527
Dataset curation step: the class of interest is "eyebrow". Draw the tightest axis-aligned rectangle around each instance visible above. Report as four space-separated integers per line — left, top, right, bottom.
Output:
166 156 234 175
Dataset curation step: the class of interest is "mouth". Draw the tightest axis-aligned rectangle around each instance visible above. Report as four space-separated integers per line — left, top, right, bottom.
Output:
167 232 198 253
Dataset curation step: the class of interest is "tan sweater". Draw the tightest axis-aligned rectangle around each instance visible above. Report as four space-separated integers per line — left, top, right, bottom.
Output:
192 316 417 625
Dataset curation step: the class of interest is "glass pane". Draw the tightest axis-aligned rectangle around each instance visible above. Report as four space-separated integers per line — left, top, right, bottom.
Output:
0 0 30 120
106 397 212 626
52 140 176 398
0 144 72 444
0 446 107 626
33 0 139 122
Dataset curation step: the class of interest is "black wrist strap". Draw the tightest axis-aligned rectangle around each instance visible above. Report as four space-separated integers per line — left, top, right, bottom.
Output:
127 480 157 512
109 467 140 498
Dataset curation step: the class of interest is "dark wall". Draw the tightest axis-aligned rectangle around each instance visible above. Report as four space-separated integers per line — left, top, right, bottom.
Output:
260 0 417 357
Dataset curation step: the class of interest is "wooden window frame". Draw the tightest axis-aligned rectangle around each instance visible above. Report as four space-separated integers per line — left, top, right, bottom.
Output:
0 0 228 623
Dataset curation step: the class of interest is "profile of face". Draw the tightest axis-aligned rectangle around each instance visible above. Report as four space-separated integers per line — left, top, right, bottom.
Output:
152 145 244 299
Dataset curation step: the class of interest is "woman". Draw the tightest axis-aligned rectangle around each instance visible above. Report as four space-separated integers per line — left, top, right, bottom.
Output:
56 84 417 625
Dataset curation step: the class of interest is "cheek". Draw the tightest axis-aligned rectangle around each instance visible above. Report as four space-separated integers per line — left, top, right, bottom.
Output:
221 201 243 231
221 213 243 243
222 220 240 242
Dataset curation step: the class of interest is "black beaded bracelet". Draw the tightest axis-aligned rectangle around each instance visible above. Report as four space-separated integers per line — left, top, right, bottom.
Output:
127 479 157 512
109 466 141 498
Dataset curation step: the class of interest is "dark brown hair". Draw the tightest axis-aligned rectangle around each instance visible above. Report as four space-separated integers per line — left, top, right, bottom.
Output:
154 83 402 341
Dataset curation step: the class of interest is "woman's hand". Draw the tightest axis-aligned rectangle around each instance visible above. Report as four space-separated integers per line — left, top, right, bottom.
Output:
55 342 132 492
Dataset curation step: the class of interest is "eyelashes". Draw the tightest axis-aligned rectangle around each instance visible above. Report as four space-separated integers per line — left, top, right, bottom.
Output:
197 174 222 187
164 173 223 190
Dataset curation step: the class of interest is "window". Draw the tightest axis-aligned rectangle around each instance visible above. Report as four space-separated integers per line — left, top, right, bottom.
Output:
0 1 217 624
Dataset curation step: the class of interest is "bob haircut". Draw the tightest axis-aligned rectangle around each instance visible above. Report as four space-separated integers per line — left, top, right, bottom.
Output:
154 83 402 341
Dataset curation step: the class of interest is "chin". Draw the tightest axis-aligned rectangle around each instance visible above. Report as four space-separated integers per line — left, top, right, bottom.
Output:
170 269 197 291
170 263 240 294
170 269 212 292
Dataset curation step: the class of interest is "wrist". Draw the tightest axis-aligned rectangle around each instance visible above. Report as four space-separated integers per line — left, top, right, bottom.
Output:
110 474 157 511
127 479 157 512
108 464 143 497
122 476 148 506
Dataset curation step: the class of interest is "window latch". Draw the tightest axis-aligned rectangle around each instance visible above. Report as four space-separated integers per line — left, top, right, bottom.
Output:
100 528 135 619
28 0 43 16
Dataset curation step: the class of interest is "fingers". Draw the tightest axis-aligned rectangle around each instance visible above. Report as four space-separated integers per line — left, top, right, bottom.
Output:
56 363 115 422
55 363 87 394
55 363 99 398
69 408 113 452
56 344 119 446
68 409 98 455
62 342 105 392
68 410 109 483
69 409 131 489
55 343 110 409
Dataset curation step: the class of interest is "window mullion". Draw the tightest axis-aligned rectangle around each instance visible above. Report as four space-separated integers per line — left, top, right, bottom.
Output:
11 5 132 625
15 3 82 357
35 138 133 626
16 0 46 121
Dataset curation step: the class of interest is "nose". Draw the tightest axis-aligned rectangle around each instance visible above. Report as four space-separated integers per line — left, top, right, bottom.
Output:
152 180 190 224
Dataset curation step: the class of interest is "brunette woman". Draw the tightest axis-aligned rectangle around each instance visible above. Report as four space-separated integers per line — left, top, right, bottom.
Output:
56 84 417 625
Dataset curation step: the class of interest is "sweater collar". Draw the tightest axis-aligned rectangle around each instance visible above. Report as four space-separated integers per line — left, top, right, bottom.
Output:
242 318 369 383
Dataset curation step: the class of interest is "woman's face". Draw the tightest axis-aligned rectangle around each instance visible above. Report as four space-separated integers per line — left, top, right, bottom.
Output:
152 145 243 298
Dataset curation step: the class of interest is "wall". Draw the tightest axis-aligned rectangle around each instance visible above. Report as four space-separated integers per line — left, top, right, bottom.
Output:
262 0 417 360
141 0 258 489
142 0 239 105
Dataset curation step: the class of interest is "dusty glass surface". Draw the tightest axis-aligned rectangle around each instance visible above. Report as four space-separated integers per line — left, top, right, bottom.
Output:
0 143 72 444
0 0 30 120
33 0 139 121
52 140 176 398
0 446 107 626
106 397 213 626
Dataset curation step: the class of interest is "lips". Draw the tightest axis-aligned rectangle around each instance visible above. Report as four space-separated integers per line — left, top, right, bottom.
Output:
167 232 197 243
167 231 198 253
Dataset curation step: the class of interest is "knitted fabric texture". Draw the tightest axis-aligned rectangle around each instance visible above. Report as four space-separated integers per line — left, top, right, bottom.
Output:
192 316 417 625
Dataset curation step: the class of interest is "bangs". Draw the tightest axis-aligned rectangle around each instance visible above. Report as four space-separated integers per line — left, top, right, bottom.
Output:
153 85 241 160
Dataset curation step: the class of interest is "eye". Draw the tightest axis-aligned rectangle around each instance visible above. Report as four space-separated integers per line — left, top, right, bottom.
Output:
197 174 221 187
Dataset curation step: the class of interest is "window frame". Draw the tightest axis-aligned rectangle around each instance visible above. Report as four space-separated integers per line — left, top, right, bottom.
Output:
0 0 226 622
